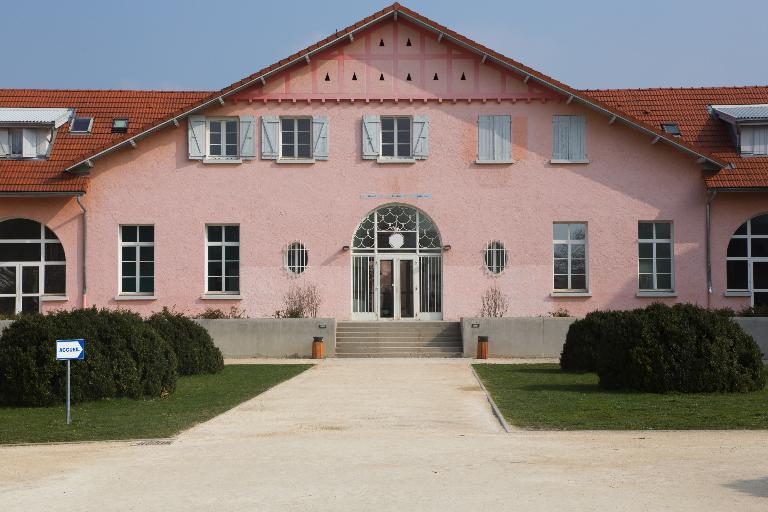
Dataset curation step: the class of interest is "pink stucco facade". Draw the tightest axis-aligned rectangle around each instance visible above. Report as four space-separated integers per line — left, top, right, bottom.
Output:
1 18 765 319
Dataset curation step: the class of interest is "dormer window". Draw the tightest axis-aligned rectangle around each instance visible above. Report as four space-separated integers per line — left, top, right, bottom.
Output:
70 117 93 133
0 127 53 159
661 123 681 137
711 104 768 156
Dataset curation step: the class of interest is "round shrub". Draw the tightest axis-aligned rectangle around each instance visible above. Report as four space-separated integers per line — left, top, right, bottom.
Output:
146 308 223 375
560 311 616 372
595 303 765 393
0 308 177 407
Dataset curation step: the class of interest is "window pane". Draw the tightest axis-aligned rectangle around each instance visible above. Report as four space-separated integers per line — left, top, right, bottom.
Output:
139 277 154 293
639 259 654 273
282 130 294 144
656 258 672 273
396 117 410 131
0 266 15 294
656 243 671 258
44 265 65 294
381 117 394 131
571 259 586 274
208 277 222 292
639 274 654 290
297 118 311 131
208 245 222 260
281 118 293 131
656 274 672 289
397 143 411 157
122 277 136 293
208 225 222 242
0 219 41 239
140 246 154 262
638 222 653 240
208 262 222 277
225 144 238 156
225 246 239 260
751 238 768 257
571 275 586 290
121 226 137 242
297 131 310 145
751 215 768 235
139 226 154 243
754 262 768 289
654 222 671 239
44 227 58 240
122 246 136 261
0 297 14 316
122 262 136 277
225 276 239 292
553 224 568 240
554 275 568 290
570 224 586 240
553 244 568 258
224 226 239 242
727 238 748 257
209 121 221 133
553 259 568 274
45 243 65 262
282 144 295 157
381 130 394 144
21 266 38 294
571 245 585 258
297 145 311 159
139 262 154 277
734 222 747 236
21 297 39 313
0 243 41 261
727 260 748 290
382 143 394 157
225 261 239 276
210 132 221 145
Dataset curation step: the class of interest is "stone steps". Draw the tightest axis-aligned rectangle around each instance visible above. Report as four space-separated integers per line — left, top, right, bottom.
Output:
336 321 463 358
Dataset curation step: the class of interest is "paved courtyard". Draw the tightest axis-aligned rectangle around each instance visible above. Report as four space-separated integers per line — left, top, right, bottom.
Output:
1 359 766 511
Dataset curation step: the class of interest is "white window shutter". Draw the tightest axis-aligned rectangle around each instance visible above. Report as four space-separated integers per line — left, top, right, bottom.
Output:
261 115 279 159
36 128 51 157
239 116 256 159
22 128 37 158
362 115 380 159
477 115 493 161
0 129 8 157
753 126 768 155
569 115 586 160
495 115 511 162
312 116 329 160
188 116 206 160
552 116 569 160
412 115 429 159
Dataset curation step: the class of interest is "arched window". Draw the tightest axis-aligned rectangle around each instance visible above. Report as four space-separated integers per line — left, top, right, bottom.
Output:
727 214 768 305
0 219 65 315
484 241 508 275
285 241 308 275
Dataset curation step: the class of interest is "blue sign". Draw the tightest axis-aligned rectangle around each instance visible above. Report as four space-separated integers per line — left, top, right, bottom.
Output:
56 339 85 360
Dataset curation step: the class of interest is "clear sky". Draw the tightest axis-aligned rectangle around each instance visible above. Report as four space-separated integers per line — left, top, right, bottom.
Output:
3 0 767 91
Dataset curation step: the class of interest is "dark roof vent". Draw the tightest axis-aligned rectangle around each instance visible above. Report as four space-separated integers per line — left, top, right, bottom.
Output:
111 118 129 133
661 123 681 137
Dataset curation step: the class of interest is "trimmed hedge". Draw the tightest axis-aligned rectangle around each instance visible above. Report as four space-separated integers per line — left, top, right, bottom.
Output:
146 308 223 375
561 303 765 393
0 308 177 407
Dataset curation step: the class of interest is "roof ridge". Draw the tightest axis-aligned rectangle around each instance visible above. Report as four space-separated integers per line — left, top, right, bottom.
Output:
581 85 768 93
0 88 212 94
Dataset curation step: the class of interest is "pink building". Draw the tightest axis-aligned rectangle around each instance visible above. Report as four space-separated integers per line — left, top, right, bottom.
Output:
1 3 767 321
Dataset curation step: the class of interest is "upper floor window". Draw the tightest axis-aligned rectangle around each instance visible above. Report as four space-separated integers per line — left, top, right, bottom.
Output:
638 221 673 291
69 117 93 133
187 115 256 162
362 115 428 162
477 115 512 164
0 127 52 159
711 105 768 156
259 115 328 162
208 118 238 158
740 126 768 156
281 118 312 159
553 222 587 291
552 115 587 164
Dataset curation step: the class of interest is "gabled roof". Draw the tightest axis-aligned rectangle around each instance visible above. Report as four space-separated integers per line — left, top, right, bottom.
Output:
0 89 209 194
55 2 726 177
582 86 768 189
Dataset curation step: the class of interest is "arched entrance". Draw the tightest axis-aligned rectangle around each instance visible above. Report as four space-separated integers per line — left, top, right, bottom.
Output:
351 204 442 320
0 219 66 315
726 213 768 306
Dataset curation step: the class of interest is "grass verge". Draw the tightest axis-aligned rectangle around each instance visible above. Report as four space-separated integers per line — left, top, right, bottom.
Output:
473 363 768 430
0 364 311 444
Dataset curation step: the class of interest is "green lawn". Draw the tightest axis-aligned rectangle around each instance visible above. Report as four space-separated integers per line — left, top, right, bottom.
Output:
0 364 311 444
473 363 768 430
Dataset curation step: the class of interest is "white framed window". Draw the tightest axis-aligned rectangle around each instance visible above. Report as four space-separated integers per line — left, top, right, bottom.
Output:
280 117 312 159
381 116 412 158
553 222 587 291
638 221 673 291
285 241 308 275
484 241 508 275
726 214 768 306
119 225 154 295
207 118 239 158
740 126 768 156
552 115 587 163
69 117 93 133
206 225 240 294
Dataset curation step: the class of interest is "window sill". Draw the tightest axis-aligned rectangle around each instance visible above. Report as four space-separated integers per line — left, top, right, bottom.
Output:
550 159 590 165
636 290 677 298
276 158 315 164
725 290 752 297
550 291 592 297
114 295 157 301
203 157 242 164
376 157 416 164
475 159 515 165
41 295 68 302
201 294 242 300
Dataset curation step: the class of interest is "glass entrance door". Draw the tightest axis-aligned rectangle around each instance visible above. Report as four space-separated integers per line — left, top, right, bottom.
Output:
0 264 41 315
377 256 417 320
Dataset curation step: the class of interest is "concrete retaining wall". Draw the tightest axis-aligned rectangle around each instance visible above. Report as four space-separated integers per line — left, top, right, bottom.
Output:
194 318 336 358
461 317 577 358
733 318 768 358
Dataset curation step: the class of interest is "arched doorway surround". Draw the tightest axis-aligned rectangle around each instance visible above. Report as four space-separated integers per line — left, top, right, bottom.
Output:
726 213 768 307
351 204 442 320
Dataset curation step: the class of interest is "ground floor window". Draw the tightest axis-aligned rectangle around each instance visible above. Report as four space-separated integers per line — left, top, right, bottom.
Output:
638 221 673 290
553 222 587 291
727 213 768 305
0 218 65 315
206 225 240 293
119 225 154 295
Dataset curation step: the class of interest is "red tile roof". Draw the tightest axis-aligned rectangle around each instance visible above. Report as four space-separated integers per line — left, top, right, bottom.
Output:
0 89 209 193
581 86 768 189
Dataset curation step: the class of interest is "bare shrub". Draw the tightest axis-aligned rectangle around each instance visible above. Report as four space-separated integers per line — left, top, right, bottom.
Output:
194 306 248 319
480 286 509 317
275 283 321 318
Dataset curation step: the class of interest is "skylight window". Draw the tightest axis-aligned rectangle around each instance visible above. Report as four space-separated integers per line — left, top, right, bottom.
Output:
661 123 681 137
111 118 129 133
70 117 93 133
